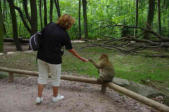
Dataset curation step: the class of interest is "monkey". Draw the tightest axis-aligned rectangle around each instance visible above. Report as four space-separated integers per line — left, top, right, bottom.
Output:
88 54 115 83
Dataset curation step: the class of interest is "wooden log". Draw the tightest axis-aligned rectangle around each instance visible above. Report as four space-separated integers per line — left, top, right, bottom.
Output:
0 67 169 111
0 67 38 76
8 72 14 82
0 67 98 84
107 83 169 112
61 75 97 84
4 38 29 43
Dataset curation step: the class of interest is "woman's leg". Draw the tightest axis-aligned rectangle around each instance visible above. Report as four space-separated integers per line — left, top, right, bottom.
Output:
37 59 49 97
53 86 59 97
38 84 44 97
49 64 61 97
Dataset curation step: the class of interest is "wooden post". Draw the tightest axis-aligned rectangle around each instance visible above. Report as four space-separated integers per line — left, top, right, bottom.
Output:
8 72 14 82
101 83 107 94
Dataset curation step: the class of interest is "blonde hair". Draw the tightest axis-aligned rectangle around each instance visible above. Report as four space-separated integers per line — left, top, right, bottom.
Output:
57 14 75 30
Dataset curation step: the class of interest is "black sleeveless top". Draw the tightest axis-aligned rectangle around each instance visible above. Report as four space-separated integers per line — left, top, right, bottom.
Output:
37 22 72 64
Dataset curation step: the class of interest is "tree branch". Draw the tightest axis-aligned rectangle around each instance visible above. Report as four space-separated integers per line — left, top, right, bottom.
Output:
14 6 31 34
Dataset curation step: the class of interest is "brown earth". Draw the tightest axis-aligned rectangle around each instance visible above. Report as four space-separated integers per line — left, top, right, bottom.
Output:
0 76 158 112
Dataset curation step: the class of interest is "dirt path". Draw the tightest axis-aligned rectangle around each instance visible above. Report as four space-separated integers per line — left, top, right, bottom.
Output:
0 77 156 112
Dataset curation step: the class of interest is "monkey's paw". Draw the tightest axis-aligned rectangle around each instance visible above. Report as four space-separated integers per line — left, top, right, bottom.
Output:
88 59 93 62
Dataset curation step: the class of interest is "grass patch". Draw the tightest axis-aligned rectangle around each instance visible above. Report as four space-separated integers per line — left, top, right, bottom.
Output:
0 72 8 79
0 42 169 87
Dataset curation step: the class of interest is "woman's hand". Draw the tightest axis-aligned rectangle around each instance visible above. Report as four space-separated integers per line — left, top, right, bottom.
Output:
79 57 88 62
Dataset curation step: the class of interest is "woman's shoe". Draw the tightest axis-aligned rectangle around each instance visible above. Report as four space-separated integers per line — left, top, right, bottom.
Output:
52 94 64 103
36 97 43 104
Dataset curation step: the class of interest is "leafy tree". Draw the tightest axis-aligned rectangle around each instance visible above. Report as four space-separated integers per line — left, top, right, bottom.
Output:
1 0 169 40
44 0 47 26
7 0 22 51
78 0 82 39
0 1 4 52
30 0 38 35
82 0 88 39
50 0 54 22
157 0 161 34
144 0 155 39
54 0 61 18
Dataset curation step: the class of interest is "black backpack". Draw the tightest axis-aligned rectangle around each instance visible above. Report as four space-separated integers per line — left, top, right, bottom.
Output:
29 32 42 51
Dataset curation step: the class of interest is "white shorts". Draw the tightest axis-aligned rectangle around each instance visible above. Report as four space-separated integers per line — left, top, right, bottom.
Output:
37 59 61 86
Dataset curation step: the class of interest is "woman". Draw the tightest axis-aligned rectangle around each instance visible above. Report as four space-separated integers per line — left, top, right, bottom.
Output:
36 14 88 104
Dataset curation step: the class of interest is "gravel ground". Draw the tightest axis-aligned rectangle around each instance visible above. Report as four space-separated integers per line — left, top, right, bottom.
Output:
0 76 159 112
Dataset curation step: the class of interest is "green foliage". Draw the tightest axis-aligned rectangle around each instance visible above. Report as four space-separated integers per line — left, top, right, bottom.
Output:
1 0 169 39
0 8 4 52
0 72 8 79
0 43 169 87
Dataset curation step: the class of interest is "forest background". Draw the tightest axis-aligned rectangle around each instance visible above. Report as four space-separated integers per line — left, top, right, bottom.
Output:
0 0 169 49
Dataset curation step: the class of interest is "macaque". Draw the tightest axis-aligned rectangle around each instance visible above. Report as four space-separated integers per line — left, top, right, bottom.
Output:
89 54 115 83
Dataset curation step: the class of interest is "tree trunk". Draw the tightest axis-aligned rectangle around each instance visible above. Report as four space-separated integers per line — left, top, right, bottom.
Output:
2 0 7 19
39 0 43 29
157 0 161 34
2 0 6 34
7 0 22 51
82 0 88 39
50 0 53 22
135 0 139 36
30 0 38 35
144 0 155 39
23 0 31 23
44 0 47 26
54 0 61 18
0 1 4 52
78 0 82 39
14 6 31 34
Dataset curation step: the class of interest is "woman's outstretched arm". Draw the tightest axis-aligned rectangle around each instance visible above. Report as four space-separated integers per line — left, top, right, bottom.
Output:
68 49 88 62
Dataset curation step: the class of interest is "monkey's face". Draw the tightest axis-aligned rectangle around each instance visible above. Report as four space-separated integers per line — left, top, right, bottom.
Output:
99 54 108 60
